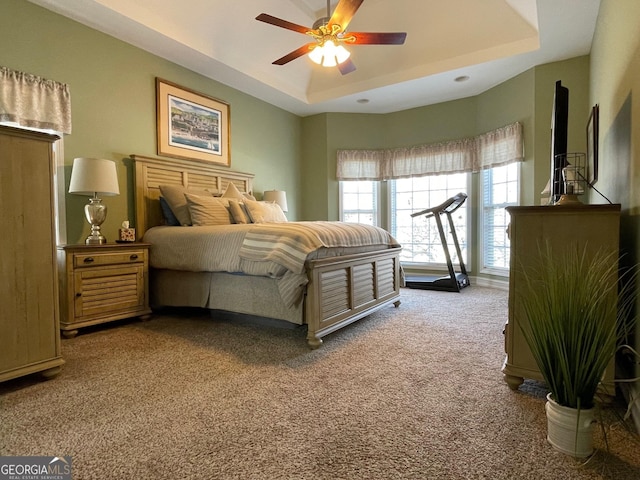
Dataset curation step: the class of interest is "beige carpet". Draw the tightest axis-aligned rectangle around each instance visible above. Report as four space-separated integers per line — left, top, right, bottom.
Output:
1 286 639 479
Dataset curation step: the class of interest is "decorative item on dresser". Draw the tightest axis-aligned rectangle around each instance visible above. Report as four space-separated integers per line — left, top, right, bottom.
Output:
554 152 587 205
502 204 621 396
57 243 152 338
131 154 402 348
0 125 65 382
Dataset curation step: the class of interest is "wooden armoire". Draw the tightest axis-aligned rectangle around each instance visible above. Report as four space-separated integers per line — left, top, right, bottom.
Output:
0 125 65 382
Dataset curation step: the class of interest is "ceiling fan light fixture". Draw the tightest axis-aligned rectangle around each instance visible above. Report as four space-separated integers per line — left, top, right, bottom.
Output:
308 40 351 67
308 44 324 65
257 0 406 75
334 43 351 64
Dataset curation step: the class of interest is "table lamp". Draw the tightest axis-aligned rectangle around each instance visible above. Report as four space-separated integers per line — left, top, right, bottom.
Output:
263 190 288 212
69 157 120 244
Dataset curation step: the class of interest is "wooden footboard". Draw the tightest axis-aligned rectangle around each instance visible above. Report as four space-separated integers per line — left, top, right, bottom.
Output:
304 248 401 348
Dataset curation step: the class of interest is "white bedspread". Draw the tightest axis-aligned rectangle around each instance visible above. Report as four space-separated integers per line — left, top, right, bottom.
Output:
144 222 400 306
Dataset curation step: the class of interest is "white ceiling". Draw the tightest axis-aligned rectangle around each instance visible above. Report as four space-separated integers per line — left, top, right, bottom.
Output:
28 0 600 116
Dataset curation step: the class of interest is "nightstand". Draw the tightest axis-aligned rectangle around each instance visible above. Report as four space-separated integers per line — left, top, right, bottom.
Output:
57 243 152 338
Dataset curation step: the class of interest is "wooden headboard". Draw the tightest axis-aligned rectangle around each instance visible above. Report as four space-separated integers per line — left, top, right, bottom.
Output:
131 154 254 238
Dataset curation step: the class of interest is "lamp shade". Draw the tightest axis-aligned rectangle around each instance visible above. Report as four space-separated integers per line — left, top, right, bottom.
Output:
263 190 288 212
308 41 350 67
69 158 120 196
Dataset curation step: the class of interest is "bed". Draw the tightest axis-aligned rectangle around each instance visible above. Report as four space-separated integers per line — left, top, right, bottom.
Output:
132 154 401 348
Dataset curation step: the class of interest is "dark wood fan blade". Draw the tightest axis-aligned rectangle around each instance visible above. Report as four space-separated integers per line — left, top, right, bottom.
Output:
338 58 356 75
256 13 310 34
328 0 363 32
347 32 407 45
273 43 316 65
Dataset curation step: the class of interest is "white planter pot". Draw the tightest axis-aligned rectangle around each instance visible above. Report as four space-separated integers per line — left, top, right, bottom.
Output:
545 393 595 457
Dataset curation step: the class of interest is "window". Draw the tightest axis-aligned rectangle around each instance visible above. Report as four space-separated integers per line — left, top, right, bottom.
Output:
336 123 523 273
481 162 519 273
390 173 468 266
339 181 379 226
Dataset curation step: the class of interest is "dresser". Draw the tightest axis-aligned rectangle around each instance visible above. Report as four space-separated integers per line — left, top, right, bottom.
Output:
502 204 621 395
0 125 65 382
58 243 152 337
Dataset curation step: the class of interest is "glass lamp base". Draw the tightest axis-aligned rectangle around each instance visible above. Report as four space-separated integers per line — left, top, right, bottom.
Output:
84 197 108 244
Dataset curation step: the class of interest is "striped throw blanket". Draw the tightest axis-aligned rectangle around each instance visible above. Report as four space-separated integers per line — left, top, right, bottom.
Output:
239 221 400 275
145 222 399 308
239 221 399 307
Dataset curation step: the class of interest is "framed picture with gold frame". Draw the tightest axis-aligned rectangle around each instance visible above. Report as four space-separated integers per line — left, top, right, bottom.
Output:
156 78 230 167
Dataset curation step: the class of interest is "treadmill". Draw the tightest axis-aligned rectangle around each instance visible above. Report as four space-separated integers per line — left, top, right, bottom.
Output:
405 192 470 292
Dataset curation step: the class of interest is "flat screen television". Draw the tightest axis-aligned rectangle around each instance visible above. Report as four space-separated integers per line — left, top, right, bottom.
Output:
550 80 569 203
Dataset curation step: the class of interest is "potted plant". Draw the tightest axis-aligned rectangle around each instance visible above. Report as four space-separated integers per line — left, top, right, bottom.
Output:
519 242 636 458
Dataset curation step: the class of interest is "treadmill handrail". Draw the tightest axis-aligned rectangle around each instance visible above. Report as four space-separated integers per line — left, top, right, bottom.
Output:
410 192 467 218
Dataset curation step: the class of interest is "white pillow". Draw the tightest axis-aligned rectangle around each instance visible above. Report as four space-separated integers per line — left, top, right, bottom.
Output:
243 198 288 223
185 193 233 226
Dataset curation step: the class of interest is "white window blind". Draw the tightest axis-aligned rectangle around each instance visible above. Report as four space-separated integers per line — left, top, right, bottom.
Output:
481 163 519 272
391 174 468 265
339 181 379 226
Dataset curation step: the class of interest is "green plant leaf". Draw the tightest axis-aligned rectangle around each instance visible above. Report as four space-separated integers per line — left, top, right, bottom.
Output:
518 241 636 409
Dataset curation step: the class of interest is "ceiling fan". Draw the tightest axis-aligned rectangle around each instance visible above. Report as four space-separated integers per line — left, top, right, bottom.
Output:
256 0 407 75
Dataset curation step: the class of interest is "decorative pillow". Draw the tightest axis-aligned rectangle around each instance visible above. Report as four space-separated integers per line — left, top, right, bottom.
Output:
243 192 257 201
228 200 250 224
243 198 288 223
159 185 210 226
221 182 245 200
159 196 180 226
185 193 233 226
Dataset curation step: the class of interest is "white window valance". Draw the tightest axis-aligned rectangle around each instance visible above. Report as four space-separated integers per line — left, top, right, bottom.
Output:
0 66 72 134
334 149 385 181
337 122 523 180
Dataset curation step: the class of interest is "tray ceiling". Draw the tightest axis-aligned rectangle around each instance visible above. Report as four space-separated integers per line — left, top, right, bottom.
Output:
28 0 600 116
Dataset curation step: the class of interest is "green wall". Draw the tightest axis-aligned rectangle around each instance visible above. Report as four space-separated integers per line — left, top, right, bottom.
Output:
300 113 386 221
476 69 536 203
591 0 640 427
302 59 590 275
300 114 329 221
0 2 618 285
1 0 301 243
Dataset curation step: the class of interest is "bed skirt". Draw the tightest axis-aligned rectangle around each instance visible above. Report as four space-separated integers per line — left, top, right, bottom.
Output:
150 247 401 348
149 269 304 324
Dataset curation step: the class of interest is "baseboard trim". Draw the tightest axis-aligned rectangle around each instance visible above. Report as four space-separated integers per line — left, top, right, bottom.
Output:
471 276 509 291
